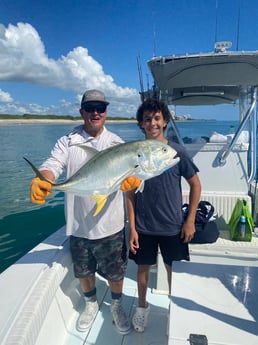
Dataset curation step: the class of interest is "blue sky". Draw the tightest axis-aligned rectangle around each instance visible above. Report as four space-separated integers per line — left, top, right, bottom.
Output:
0 0 258 119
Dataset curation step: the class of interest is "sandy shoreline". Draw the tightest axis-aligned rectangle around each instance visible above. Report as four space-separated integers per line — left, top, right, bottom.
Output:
0 119 136 126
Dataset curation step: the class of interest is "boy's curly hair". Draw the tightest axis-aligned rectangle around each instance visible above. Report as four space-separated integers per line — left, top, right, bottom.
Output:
136 98 171 132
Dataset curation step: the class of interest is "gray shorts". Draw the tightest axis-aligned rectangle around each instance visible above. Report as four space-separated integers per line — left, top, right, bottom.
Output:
70 229 128 282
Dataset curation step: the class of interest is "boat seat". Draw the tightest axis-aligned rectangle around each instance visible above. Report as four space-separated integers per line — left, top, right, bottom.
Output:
0 227 82 345
154 192 258 295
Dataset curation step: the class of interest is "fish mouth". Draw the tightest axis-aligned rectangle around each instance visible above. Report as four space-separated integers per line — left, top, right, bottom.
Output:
171 156 180 166
163 154 180 169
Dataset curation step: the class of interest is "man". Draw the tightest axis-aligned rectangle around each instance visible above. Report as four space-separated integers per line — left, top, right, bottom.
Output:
126 98 201 332
30 89 132 334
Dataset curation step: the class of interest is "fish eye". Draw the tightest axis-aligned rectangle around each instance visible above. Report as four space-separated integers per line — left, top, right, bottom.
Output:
162 147 168 153
137 150 144 161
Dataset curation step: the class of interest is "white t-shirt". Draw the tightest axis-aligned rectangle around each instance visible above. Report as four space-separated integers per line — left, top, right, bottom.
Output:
40 125 125 239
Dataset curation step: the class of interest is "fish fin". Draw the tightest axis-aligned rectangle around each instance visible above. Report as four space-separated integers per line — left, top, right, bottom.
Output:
23 157 53 185
136 180 145 193
72 144 99 160
103 169 136 195
91 194 108 216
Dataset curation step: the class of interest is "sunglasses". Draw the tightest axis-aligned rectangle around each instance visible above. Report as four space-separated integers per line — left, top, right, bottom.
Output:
83 104 107 114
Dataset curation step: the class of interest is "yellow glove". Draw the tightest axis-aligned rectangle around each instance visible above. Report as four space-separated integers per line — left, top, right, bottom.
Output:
120 176 142 192
30 177 52 204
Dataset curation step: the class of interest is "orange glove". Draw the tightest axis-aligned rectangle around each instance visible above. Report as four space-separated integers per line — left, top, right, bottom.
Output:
120 176 142 192
30 177 52 204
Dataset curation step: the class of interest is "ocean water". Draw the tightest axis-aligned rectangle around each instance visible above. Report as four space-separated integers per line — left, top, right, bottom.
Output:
0 120 237 272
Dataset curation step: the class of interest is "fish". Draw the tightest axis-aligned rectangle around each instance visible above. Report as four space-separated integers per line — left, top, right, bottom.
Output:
24 139 180 216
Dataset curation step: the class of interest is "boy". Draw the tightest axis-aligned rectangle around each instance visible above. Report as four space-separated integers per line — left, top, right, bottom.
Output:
126 98 201 332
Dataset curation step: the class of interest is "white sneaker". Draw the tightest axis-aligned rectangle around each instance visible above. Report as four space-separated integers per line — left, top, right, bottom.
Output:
77 300 98 332
110 299 131 335
132 304 150 332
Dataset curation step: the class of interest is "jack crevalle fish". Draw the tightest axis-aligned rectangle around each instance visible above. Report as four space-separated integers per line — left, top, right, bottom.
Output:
24 139 180 215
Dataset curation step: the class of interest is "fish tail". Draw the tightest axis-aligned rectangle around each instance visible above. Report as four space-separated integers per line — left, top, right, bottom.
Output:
23 157 54 185
91 195 108 216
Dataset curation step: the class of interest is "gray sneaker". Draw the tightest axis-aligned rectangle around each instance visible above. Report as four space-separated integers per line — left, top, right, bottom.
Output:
77 300 98 332
110 299 131 334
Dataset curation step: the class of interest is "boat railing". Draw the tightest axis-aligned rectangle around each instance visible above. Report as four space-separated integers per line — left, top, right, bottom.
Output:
216 88 257 184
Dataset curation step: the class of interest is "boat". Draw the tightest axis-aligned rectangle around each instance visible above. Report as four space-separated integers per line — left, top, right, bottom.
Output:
145 41 258 344
1 41 258 345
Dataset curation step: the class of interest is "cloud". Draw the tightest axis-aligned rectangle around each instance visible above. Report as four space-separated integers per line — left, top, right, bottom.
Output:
0 22 140 116
0 88 13 102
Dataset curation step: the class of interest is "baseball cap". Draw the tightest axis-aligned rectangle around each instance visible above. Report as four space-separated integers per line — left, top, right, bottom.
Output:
81 89 109 106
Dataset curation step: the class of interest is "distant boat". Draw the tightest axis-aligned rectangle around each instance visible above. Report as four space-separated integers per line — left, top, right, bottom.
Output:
1 41 258 345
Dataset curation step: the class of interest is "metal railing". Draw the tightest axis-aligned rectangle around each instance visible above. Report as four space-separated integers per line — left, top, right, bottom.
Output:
216 88 257 185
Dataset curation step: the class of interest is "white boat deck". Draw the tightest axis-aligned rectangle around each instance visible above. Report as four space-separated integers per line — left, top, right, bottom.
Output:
0 227 170 345
1 227 258 345
65 261 169 345
168 261 258 345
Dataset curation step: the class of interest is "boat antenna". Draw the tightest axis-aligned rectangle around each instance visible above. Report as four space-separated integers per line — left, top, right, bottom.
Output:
236 3 240 51
147 74 150 91
152 12 157 57
137 55 145 102
214 0 218 45
146 74 151 98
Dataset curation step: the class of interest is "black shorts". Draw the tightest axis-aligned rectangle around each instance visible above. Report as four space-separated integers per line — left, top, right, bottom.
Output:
129 232 189 266
70 229 128 281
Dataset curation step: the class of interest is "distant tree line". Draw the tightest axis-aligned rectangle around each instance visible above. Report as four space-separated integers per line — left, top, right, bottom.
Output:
0 114 136 121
